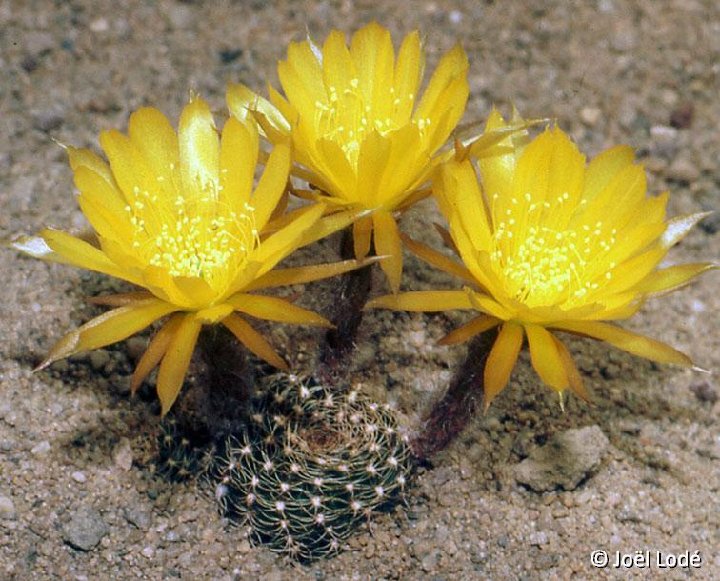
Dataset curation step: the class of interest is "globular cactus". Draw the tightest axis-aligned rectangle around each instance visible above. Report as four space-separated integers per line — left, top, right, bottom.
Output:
155 415 214 482
210 373 413 561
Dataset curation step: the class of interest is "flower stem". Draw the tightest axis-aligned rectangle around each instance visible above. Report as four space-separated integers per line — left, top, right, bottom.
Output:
171 326 256 440
317 227 373 384
410 328 498 459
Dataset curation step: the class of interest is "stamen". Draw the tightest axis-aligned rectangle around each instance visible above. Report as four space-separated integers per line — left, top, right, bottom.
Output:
489 197 619 307
127 175 258 284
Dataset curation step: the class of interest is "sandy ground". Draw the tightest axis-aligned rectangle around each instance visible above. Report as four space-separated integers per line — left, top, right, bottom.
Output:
1 1 719 579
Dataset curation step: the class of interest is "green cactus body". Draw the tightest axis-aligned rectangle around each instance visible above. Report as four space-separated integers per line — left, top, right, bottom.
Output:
156 415 213 481
211 374 413 561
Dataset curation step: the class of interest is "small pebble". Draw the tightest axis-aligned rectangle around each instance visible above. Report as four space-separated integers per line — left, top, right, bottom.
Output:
31 109 64 132
448 10 463 24
31 441 51 456
0 495 16 520
167 5 193 29
689 381 718 404
71 471 87 483
514 426 610 492
89 18 109 33
89 350 111 372
24 31 55 58
669 102 694 129
580 107 601 126
421 550 439 572
126 337 147 361
611 22 636 51
667 157 700 183
112 438 133 471
62 508 108 551
124 507 152 530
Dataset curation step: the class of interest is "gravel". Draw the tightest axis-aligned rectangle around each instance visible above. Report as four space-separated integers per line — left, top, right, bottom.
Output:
513 426 611 492
1 1 719 579
62 507 109 551
0 495 16 520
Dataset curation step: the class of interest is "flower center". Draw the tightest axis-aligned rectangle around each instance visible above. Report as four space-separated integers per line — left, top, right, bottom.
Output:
490 193 618 307
125 169 258 283
313 78 430 168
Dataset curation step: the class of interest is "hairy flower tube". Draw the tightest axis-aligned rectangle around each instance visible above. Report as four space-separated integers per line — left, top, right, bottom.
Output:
14 96 366 414
226 22 471 292
369 115 715 407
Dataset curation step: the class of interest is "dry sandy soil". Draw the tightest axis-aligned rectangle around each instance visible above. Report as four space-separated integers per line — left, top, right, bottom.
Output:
1 1 719 579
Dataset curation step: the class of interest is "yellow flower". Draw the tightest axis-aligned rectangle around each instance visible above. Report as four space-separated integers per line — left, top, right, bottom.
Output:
14 96 364 414
369 114 715 407
226 22 470 292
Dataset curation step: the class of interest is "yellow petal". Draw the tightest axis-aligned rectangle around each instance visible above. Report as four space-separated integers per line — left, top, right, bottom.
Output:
379 126 428 207
475 109 525 201
483 322 524 408
142 267 195 308
322 29 355 91
219 116 258 206
98 129 154 203
127 107 180 197
438 315 499 345
661 211 713 249
278 42 324 122
73 167 132 242
414 44 468 125
178 96 219 195
512 127 585 229
552 335 590 401
24 229 142 286
372 211 403 293
255 203 326 274
67 146 114 183
466 110 535 160
583 144 635 202
401 233 477 287
526 324 568 391
223 313 289 370
356 131 391 206
228 294 331 327
175 276 218 307
196 303 234 324
393 30 423 122
38 299 176 369
552 320 693 366
576 163 648 233
226 82 291 137
600 246 667 296
245 258 379 291
350 22 394 109
633 263 718 295
353 215 373 260
251 142 291 230
156 314 202 415
301 207 369 249
421 90 466 153
89 291 155 307
130 313 184 394
467 289 513 320
316 138 358 200
366 290 472 312
439 159 493 251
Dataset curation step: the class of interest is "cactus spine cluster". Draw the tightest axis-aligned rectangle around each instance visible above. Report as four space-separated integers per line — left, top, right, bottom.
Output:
155 416 209 481
209 373 413 561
